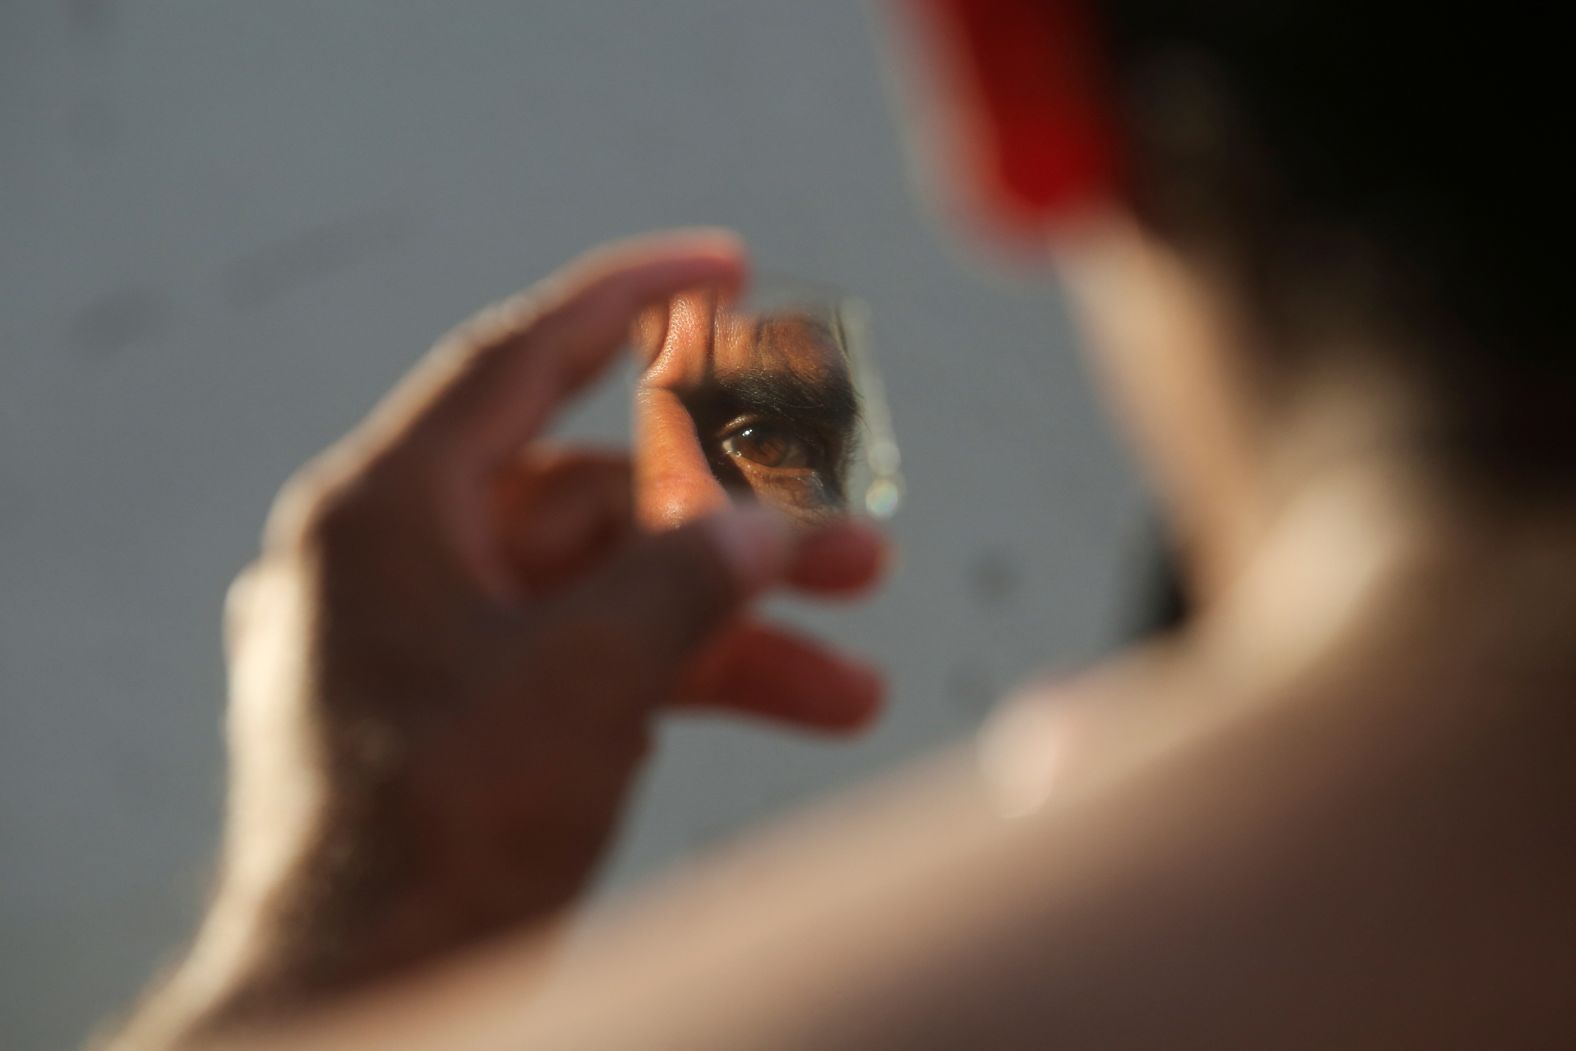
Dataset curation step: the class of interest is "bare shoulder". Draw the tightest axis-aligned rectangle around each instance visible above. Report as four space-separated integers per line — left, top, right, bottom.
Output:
235 635 1576 1051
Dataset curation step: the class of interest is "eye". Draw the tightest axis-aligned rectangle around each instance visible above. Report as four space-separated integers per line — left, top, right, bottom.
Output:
719 423 815 469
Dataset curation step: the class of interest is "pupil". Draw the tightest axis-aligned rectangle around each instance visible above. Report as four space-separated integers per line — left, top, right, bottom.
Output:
742 427 785 465
727 426 793 467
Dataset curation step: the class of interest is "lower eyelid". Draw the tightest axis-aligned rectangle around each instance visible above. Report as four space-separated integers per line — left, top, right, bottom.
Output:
734 459 817 479
743 472 838 509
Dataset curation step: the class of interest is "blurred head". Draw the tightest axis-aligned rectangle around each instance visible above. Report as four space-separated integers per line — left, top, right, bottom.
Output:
903 1 1571 592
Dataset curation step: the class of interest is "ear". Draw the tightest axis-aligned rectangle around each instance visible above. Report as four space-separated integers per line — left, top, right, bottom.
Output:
900 0 1122 234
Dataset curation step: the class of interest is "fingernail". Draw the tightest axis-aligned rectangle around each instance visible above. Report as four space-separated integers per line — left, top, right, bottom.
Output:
831 665 885 729
707 506 789 590
673 225 744 248
844 662 885 703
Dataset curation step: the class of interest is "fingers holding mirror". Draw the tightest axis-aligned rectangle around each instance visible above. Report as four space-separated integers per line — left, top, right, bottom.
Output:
632 283 902 530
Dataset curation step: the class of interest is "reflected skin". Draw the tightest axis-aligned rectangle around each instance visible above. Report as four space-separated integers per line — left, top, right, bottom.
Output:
633 290 860 529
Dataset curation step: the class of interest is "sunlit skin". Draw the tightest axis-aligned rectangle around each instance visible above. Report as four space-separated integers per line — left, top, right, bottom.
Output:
633 290 860 529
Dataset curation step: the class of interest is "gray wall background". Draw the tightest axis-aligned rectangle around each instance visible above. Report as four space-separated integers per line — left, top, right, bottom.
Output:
1 4 1144 1047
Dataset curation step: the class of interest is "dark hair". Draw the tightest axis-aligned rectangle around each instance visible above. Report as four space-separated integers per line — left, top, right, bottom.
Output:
1097 2 1571 495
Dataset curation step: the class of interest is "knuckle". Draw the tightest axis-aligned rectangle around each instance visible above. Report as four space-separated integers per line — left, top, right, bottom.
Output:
223 562 262 639
264 453 373 552
446 292 542 360
224 561 260 613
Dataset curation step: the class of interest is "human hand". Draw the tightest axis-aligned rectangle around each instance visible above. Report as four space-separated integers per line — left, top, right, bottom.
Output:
151 232 885 1036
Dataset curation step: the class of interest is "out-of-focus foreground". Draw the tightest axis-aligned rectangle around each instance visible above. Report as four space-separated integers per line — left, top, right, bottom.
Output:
0 4 1142 1049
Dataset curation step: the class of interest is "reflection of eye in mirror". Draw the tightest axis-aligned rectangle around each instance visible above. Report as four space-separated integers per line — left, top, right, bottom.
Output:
631 282 902 529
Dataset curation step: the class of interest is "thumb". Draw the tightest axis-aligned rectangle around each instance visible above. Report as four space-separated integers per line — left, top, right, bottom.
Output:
557 506 793 676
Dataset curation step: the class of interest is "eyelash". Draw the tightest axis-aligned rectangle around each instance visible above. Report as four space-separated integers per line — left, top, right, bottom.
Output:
713 416 829 471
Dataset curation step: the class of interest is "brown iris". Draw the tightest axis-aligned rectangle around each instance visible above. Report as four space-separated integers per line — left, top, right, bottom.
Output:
720 422 814 469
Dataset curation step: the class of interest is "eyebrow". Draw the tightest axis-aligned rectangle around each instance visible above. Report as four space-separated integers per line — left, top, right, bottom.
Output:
697 365 861 437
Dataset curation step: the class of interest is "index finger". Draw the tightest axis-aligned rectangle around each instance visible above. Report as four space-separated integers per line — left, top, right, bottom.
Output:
359 230 747 478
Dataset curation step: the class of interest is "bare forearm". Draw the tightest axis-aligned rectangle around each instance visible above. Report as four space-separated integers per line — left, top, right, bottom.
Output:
107 775 614 1047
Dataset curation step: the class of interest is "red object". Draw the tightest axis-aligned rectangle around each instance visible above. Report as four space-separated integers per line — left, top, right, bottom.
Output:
905 0 1121 227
